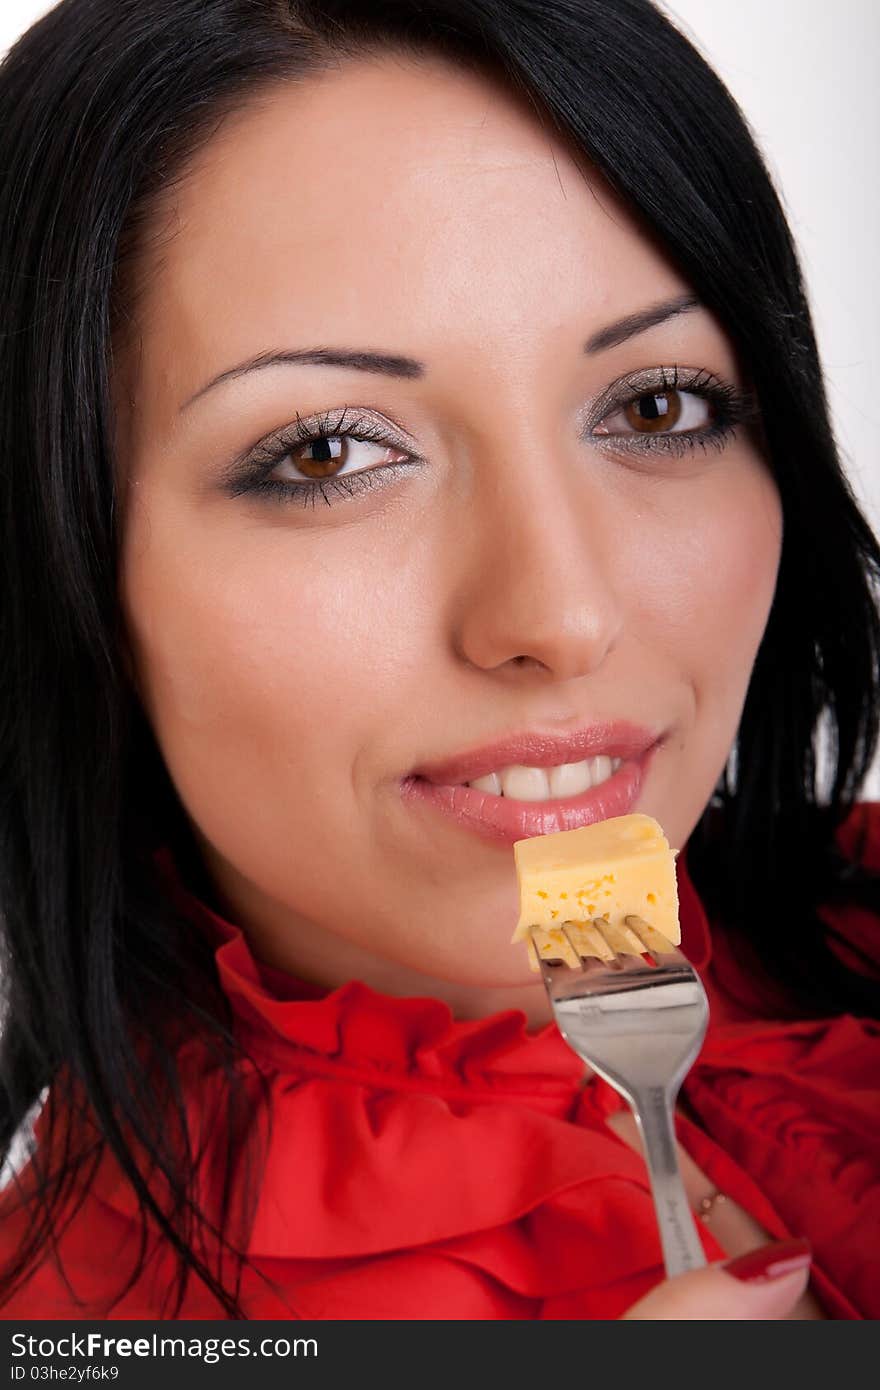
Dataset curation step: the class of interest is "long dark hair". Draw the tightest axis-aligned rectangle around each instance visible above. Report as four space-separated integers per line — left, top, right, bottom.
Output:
1 0 878 1319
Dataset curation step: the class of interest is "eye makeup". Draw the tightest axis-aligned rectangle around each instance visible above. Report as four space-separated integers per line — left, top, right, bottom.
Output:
219 365 760 509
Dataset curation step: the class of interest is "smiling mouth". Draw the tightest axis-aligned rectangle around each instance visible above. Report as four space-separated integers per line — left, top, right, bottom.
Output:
409 719 660 793
456 754 623 801
400 739 656 845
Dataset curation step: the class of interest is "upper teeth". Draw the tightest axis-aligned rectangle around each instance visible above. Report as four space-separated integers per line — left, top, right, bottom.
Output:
466 756 622 801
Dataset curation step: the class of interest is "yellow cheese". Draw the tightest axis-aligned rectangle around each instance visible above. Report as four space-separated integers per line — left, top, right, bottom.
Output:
512 814 680 965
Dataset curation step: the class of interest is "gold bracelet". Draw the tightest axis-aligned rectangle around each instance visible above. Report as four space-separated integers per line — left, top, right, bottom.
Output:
697 1190 728 1222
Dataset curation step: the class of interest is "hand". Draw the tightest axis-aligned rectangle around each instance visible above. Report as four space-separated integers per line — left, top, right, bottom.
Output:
621 1239 813 1320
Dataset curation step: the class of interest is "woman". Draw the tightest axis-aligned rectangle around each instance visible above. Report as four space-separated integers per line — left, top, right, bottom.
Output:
0 0 877 1321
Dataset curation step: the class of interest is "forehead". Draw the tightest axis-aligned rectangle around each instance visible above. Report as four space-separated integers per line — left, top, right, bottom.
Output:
122 53 683 426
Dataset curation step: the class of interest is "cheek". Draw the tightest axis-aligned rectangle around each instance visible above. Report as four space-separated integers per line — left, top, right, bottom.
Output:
686 471 781 676
635 462 783 812
613 460 782 849
623 461 782 669
119 500 426 851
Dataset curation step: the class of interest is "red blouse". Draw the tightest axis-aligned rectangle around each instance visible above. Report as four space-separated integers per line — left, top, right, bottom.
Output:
2 809 879 1320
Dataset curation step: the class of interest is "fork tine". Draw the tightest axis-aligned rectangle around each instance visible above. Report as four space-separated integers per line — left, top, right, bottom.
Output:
590 916 645 956
561 923 589 963
561 919 616 962
624 913 678 955
526 933 540 973
529 923 582 968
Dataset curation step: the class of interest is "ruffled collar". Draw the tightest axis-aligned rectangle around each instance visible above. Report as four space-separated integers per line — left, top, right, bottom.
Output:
15 837 874 1318
152 841 713 1093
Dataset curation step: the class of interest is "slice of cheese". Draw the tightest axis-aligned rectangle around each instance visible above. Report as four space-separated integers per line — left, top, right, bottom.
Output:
512 813 680 966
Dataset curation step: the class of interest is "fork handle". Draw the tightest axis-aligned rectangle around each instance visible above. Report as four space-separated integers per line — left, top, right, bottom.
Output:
630 1083 708 1278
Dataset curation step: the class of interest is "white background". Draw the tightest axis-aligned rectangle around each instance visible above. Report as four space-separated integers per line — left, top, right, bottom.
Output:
3 0 879 793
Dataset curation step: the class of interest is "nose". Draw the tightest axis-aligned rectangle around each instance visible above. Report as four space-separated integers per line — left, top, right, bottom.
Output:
450 436 624 684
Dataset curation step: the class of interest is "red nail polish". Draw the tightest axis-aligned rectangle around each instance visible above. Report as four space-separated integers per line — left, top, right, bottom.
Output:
725 1239 812 1284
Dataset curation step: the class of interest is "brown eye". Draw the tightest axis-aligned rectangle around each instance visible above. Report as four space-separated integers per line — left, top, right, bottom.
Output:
624 390 682 433
594 387 713 439
289 436 348 479
231 409 421 507
272 433 409 483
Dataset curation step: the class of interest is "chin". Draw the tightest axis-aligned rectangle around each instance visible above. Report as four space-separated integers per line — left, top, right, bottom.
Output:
440 959 545 993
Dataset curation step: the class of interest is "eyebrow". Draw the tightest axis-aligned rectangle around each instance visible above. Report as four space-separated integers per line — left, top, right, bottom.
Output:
584 292 701 353
179 291 702 412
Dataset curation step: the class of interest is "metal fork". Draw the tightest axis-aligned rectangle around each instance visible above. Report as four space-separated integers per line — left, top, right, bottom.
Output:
535 916 710 1277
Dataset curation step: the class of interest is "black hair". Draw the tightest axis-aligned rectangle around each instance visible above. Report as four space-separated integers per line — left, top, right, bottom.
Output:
1 0 878 1319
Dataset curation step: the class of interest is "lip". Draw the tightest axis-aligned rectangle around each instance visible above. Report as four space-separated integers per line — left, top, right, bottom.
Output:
402 724 663 846
410 720 661 787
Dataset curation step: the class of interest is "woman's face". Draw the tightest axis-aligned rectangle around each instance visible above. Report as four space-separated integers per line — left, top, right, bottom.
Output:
116 52 782 1022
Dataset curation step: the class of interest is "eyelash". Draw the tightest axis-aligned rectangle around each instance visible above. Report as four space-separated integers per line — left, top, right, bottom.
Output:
226 367 758 509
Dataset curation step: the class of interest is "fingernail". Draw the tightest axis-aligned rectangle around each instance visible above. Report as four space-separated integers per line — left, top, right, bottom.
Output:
725 1239 812 1284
